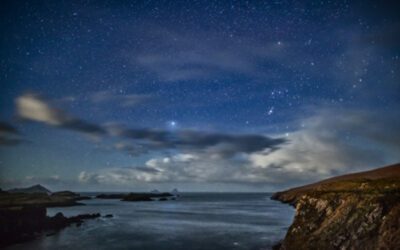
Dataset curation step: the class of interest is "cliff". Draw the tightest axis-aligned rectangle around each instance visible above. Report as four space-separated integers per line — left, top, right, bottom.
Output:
272 163 400 250
0 186 96 247
0 206 100 247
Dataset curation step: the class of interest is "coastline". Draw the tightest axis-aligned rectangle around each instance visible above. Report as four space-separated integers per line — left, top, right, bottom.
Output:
1 192 292 249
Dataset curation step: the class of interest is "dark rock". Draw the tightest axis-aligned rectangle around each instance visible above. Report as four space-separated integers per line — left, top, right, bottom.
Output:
272 241 282 250
122 194 153 202
104 214 113 218
0 206 101 248
0 206 47 247
47 212 69 230
96 193 126 199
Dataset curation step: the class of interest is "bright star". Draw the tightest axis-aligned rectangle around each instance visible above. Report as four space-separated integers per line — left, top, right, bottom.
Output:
267 107 274 115
167 120 178 129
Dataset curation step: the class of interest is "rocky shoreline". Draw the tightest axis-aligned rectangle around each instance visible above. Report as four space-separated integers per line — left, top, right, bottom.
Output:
0 186 100 248
271 163 400 250
0 185 180 248
0 206 101 247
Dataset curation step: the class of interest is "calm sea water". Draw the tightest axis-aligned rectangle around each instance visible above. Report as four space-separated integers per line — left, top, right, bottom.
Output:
7 193 294 250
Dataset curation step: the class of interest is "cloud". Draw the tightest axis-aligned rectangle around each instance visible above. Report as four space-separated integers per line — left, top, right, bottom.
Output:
113 142 149 156
78 166 168 185
0 122 20 135
16 94 70 126
16 93 106 136
247 108 400 184
106 123 170 144
14 93 284 158
77 152 298 188
0 121 24 146
78 108 400 189
106 123 286 158
90 91 150 107
175 131 285 157
78 153 223 185
78 151 280 187
14 93 399 189
14 93 286 158
132 28 288 82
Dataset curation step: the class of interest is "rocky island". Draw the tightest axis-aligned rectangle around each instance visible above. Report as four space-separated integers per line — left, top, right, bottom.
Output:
96 192 175 201
272 163 400 250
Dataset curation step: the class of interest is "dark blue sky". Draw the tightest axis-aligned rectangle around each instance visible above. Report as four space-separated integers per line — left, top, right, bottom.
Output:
1 0 399 191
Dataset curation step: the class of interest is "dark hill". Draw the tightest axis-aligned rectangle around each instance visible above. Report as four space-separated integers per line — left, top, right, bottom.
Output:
7 184 52 195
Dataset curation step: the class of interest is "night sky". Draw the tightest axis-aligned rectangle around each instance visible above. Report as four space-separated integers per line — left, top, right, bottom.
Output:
0 0 399 192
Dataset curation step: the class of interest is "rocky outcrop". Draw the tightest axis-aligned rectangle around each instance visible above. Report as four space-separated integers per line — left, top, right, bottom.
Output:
96 193 126 199
272 163 400 250
122 194 153 202
51 191 91 201
0 206 101 247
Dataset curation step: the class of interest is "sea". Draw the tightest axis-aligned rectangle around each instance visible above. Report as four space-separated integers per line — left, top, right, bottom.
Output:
6 193 294 250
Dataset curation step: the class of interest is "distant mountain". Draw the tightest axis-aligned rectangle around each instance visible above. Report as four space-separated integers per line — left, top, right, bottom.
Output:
7 184 52 195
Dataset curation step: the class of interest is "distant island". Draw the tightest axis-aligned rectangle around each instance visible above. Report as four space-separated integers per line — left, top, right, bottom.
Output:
96 192 175 201
272 163 400 250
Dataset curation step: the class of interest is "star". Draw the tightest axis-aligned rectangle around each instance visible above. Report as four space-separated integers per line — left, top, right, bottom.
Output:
267 107 274 116
167 120 178 129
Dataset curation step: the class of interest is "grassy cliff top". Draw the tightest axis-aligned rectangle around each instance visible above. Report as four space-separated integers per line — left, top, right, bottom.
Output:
272 163 400 204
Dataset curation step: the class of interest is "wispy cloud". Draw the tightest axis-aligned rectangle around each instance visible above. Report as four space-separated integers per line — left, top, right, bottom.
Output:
15 93 286 158
14 92 399 189
106 123 286 158
0 121 24 146
90 91 151 107
16 93 106 137
78 108 400 188
132 28 288 82
248 108 400 183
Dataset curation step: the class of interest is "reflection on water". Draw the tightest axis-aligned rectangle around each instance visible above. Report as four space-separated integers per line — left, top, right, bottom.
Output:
7 193 294 250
